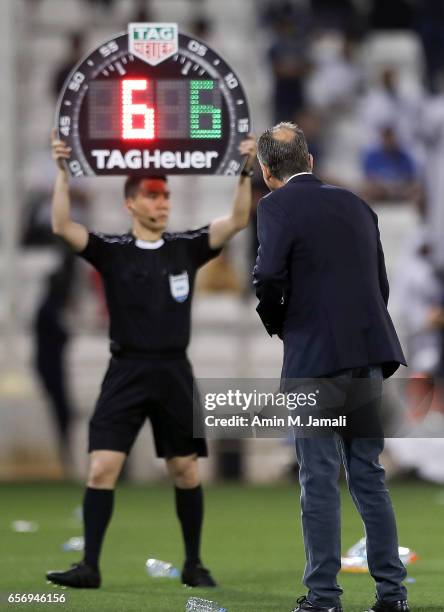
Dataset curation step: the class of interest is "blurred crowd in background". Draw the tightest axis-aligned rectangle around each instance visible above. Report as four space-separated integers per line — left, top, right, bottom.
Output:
2 0 444 483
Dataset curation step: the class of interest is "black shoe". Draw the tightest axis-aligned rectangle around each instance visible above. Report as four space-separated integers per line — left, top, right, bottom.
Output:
365 601 409 612
181 561 217 587
291 595 343 612
46 562 101 588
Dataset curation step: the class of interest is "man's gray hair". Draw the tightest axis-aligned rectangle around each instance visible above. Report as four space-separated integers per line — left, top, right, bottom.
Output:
257 122 310 181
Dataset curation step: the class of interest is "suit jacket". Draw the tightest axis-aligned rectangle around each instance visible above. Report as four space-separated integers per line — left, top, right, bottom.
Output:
253 174 406 379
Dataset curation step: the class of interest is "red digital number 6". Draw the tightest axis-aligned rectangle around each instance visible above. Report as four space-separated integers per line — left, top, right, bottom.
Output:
121 79 155 140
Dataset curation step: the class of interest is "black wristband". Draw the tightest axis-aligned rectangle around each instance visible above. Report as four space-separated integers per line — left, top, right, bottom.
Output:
241 168 254 177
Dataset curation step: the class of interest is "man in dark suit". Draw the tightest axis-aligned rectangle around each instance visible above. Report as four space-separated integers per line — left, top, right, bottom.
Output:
253 122 409 612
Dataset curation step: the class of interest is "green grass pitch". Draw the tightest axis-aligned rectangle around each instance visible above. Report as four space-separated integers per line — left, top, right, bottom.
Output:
0 481 442 611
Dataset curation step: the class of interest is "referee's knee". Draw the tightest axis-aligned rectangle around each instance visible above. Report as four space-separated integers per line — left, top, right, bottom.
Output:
87 450 125 488
167 455 200 489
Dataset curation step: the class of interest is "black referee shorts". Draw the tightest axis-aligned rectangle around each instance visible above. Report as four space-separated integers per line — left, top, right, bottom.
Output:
88 354 207 458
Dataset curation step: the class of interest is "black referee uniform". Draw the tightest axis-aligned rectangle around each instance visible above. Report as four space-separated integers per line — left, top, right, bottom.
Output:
81 225 220 457
46 224 222 590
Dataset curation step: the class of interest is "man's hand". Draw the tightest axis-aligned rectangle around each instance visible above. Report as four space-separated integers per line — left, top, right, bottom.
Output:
51 128 71 171
427 306 444 329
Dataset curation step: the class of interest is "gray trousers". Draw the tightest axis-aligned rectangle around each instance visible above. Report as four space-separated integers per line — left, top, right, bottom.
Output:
293 366 407 607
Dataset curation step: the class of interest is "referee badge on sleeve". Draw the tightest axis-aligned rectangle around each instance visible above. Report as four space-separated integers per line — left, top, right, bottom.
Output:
169 271 189 303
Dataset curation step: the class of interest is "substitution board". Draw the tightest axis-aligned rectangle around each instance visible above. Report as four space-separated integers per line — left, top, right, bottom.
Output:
56 23 251 177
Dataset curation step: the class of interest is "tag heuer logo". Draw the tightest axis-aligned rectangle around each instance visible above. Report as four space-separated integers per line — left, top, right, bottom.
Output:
128 23 178 66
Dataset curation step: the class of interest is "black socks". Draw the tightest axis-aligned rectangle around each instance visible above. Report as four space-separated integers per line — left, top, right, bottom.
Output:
82 487 114 570
175 485 203 565
81 485 202 569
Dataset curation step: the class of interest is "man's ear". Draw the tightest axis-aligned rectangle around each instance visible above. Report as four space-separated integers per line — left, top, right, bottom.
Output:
261 163 272 181
124 198 134 216
308 154 314 171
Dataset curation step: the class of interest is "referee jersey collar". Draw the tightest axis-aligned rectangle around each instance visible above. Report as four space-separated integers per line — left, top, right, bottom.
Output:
132 235 165 250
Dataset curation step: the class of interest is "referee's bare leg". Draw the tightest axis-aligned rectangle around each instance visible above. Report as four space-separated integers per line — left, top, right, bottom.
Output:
166 454 217 587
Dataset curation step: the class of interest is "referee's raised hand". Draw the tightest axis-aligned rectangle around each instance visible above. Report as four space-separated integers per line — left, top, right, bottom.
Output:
50 128 88 252
51 128 71 171
208 134 256 249
239 133 257 167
